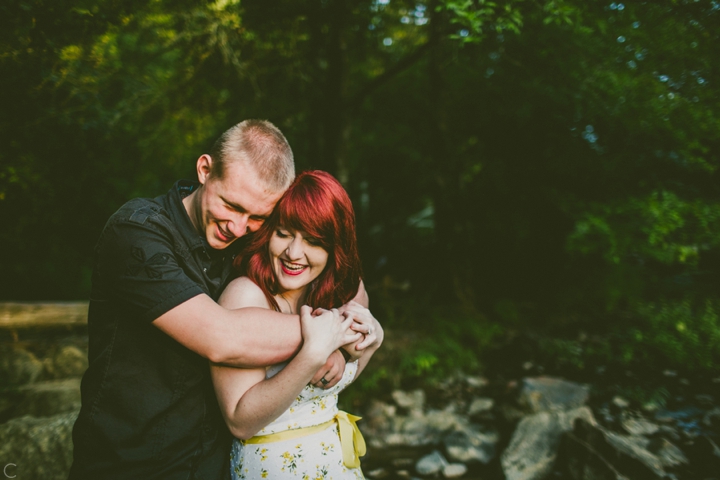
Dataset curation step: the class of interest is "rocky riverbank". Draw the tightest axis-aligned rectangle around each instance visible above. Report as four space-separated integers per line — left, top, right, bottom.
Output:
2 324 720 479
357 373 720 479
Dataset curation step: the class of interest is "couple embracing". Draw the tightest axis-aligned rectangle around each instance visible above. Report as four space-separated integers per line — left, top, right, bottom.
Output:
69 120 383 480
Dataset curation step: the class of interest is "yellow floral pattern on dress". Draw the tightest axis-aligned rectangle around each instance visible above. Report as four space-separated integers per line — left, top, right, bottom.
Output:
230 361 363 479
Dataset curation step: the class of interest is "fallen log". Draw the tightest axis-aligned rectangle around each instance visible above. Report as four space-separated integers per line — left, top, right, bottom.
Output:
0 303 88 329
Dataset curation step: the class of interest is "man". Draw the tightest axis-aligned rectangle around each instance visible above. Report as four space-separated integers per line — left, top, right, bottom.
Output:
69 120 379 479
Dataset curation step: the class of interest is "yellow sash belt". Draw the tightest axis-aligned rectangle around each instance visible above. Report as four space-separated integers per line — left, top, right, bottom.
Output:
242 411 367 468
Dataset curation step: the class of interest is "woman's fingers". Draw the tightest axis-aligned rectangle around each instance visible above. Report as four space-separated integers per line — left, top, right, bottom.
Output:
311 350 344 388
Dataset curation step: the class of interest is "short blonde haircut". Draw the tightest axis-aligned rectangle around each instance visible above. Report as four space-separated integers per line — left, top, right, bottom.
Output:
209 119 295 191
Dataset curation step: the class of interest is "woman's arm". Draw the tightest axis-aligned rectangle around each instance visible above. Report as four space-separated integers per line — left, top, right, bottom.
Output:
211 278 362 439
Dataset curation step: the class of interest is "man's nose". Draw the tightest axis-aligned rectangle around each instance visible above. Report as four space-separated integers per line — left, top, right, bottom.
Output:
228 215 249 238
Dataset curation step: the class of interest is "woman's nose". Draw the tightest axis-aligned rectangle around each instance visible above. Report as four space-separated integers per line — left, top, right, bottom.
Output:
285 236 303 259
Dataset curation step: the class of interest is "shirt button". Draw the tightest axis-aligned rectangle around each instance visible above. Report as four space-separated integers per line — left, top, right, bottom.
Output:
203 267 207 273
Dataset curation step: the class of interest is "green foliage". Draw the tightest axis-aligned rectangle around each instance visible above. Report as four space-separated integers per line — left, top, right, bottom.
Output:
400 309 503 382
568 191 720 266
2 0 720 386
538 297 720 376
623 298 720 371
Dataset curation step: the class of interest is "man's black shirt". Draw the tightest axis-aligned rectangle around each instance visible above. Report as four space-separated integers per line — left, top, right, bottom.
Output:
70 180 242 480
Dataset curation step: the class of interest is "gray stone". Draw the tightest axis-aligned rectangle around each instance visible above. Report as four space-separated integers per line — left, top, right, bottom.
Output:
442 463 467 478
423 407 461 432
703 407 720 427
502 406 596 480
367 467 389 478
518 377 590 413
605 432 666 477
43 345 88 379
468 397 494 416
560 418 668 480
13 378 81 418
647 437 688 468
612 396 630 409
444 426 499 464
620 413 660 436
0 346 43 386
465 376 489 389
415 450 448 475
500 404 526 423
0 411 78 480
392 389 425 412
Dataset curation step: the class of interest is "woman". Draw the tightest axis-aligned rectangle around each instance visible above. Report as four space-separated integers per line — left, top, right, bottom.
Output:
211 170 382 480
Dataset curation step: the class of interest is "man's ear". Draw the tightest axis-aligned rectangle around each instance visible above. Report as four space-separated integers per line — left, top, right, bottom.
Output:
196 154 213 185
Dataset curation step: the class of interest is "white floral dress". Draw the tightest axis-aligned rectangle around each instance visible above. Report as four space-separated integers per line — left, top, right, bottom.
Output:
230 360 365 480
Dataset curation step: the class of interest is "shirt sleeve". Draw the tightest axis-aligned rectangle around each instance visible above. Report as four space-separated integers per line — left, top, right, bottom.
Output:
94 212 205 323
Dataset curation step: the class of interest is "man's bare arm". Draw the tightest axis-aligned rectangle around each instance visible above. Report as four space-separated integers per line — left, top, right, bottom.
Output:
153 293 302 367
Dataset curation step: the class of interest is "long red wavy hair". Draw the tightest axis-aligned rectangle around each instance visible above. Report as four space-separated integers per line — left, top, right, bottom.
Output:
233 170 362 311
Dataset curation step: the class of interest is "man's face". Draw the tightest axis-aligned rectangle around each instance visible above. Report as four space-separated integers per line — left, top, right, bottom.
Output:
190 155 283 250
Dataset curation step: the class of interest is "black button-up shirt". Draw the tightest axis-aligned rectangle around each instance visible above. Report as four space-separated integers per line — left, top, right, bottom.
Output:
70 180 242 480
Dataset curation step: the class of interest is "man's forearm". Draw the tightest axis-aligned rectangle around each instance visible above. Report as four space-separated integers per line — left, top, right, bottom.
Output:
154 294 302 365
212 307 303 367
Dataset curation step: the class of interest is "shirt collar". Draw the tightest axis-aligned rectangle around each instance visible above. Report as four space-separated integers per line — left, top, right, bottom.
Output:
163 180 206 252
163 180 245 259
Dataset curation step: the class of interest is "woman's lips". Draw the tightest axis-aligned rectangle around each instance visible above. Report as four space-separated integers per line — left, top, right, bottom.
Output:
280 260 307 276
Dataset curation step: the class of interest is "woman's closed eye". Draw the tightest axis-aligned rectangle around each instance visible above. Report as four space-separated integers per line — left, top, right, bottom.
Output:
305 236 322 246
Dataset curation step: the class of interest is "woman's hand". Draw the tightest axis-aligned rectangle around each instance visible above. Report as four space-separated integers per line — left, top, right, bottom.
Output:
300 305 362 364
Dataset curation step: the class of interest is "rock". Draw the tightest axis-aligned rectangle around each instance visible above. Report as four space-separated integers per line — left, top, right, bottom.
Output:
621 413 660 436
43 345 87 379
416 450 448 475
392 390 425 412
367 467 389 478
442 463 467 478
703 407 720 427
657 425 681 441
0 346 43 386
468 397 494 416
465 376 489 389
0 411 78 480
499 404 526 423
444 426 499 464
501 406 596 480
13 379 81 418
392 458 415 468
559 418 669 480
518 377 590 413
424 407 461 432
612 396 630 409
647 437 688 468
685 435 720 478
604 432 666 477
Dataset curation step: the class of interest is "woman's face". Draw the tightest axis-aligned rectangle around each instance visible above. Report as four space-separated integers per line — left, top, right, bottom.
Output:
269 226 329 296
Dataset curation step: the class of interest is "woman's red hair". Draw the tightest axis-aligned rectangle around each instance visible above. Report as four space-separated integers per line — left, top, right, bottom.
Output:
233 170 362 310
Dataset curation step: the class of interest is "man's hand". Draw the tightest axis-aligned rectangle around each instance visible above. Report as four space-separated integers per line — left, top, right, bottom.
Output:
310 350 346 389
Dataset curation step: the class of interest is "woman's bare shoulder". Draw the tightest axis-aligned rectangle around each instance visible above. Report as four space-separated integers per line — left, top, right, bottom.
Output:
218 277 271 310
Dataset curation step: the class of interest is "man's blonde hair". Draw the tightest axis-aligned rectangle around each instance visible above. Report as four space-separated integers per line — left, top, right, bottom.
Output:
209 119 295 191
